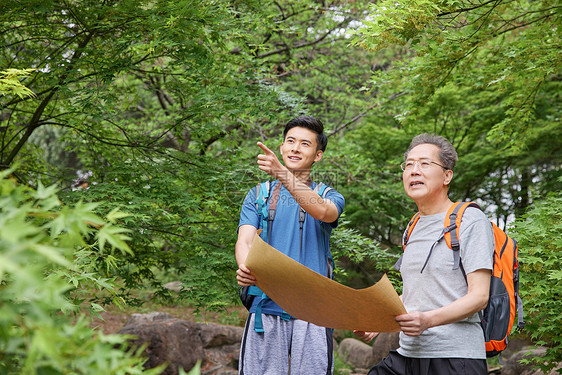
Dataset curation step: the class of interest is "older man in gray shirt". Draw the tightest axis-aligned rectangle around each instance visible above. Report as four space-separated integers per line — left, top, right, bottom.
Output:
355 133 494 375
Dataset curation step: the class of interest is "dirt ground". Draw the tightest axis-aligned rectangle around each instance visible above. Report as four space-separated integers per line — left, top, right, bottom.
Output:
89 304 249 335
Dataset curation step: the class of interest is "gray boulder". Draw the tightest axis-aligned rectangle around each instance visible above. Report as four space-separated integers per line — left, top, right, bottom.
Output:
338 338 376 369
119 312 204 375
371 332 400 365
163 281 184 293
501 336 535 360
501 346 562 375
118 312 244 375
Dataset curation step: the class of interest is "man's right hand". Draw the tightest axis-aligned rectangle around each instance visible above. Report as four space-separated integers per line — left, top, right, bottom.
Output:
353 330 379 343
236 263 256 287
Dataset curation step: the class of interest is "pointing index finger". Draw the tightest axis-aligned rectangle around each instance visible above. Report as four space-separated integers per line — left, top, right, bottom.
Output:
257 141 274 154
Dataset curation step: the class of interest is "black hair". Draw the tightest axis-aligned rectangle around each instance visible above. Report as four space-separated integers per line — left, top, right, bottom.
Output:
283 116 328 151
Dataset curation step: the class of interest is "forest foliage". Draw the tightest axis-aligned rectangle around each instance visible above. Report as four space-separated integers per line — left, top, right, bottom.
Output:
1 0 561 373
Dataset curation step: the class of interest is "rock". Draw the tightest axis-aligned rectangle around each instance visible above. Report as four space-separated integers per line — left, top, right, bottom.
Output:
338 338 375 369
547 363 562 375
119 313 205 375
501 336 535 360
118 313 244 375
204 343 240 367
197 323 243 373
197 322 243 348
371 332 400 365
122 311 175 327
501 346 546 375
333 329 349 342
208 370 238 375
164 281 184 292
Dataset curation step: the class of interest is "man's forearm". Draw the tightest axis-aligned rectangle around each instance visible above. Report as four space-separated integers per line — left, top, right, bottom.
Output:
235 242 250 267
397 270 490 336
235 225 256 266
424 269 490 328
277 171 339 222
425 290 489 328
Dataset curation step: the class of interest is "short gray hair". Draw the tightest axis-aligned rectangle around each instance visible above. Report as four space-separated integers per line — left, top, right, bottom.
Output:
404 133 458 170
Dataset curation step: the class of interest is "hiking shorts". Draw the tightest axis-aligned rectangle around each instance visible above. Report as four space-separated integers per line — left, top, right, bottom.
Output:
239 313 334 375
367 350 487 375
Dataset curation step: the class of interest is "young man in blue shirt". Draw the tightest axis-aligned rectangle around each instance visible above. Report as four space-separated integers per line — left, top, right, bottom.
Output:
235 116 345 374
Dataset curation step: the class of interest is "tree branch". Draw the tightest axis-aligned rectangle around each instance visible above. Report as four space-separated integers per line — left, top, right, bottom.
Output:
256 18 351 59
37 120 201 168
2 32 95 169
199 121 244 155
437 0 502 17
328 91 407 136
492 11 559 37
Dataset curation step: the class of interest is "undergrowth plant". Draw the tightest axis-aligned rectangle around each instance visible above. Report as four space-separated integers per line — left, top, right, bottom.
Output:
512 186 562 372
0 169 164 374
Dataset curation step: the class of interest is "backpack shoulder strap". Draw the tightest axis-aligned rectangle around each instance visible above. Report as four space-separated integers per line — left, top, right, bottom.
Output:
255 181 271 234
255 181 270 209
394 212 421 270
444 201 481 269
267 181 283 223
402 212 421 251
313 182 332 198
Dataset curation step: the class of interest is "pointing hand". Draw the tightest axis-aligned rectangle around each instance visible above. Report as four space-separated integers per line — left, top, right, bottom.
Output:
257 142 286 178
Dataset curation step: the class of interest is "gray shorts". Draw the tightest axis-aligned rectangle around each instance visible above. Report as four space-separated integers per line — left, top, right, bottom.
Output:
239 313 334 375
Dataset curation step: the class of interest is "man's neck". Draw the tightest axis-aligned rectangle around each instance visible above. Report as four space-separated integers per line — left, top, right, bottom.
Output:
416 196 454 216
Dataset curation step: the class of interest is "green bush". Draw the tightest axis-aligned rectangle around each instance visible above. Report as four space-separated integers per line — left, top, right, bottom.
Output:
511 187 562 372
0 169 164 374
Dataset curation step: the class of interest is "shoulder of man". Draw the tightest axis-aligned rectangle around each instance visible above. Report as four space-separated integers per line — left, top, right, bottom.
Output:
312 182 342 198
459 205 489 222
326 185 344 199
242 182 267 206
249 180 274 195
318 183 345 216
457 205 493 236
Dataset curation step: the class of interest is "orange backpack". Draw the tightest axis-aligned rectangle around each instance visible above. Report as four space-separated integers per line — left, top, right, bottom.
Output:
400 202 525 358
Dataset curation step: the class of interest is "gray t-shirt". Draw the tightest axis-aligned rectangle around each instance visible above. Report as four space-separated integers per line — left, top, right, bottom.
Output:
397 207 494 359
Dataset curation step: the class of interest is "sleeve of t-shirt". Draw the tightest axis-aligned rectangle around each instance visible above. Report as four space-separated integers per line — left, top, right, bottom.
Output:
324 187 345 228
238 186 259 231
458 207 494 274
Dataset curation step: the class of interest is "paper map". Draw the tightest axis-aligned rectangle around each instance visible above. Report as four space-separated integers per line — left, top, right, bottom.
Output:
244 232 407 332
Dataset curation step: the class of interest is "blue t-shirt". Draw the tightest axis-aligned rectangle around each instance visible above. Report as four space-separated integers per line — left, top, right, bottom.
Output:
238 180 345 317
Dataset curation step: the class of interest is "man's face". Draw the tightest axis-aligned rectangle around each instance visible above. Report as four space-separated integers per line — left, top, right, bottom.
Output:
280 127 323 171
402 143 453 203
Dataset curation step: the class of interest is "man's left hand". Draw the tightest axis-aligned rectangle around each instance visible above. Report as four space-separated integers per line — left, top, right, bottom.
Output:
395 311 431 336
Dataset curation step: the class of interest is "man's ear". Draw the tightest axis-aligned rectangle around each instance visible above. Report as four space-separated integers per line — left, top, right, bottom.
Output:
314 149 323 163
444 169 453 185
